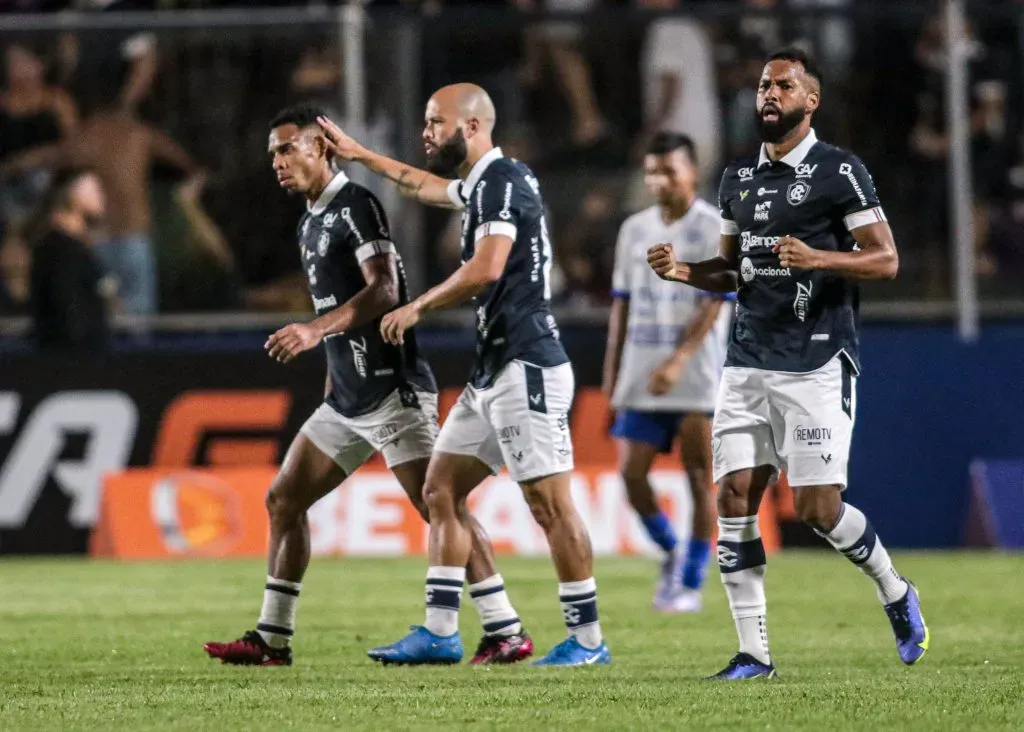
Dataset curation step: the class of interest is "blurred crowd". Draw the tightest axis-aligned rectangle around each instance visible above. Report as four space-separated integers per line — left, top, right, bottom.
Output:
3 0 1024 351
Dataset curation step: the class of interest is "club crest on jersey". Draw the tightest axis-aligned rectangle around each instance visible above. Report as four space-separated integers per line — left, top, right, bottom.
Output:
787 181 812 206
322 212 339 228
317 230 331 256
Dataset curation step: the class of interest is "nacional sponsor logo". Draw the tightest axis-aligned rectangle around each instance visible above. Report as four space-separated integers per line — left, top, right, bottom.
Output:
741 232 781 252
757 187 777 196
740 256 791 282
312 293 338 313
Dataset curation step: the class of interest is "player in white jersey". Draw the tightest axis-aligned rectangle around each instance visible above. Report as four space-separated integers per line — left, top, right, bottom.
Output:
603 132 731 613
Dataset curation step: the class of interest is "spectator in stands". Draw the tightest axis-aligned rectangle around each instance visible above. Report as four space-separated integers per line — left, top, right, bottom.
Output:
515 0 608 149
3 83 205 315
0 43 77 234
633 0 720 198
909 12 1008 295
28 167 113 354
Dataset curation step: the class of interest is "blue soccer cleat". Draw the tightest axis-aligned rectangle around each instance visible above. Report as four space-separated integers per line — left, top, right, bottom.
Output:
531 636 611 667
706 653 778 680
884 580 930 665
367 625 463 666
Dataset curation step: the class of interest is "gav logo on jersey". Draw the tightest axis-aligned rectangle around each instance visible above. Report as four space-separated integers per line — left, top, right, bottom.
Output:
740 256 791 282
737 167 755 181
794 163 818 179
787 180 812 206
754 201 772 222
740 232 780 252
322 212 339 229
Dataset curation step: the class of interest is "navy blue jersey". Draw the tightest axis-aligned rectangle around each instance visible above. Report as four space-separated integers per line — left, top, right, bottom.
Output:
718 130 887 374
298 172 436 417
447 148 568 388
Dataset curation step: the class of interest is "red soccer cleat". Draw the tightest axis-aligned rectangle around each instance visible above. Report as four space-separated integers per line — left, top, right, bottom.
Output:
203 630 293 666
469 629 534 665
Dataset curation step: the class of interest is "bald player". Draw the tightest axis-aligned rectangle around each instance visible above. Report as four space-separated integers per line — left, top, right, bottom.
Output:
320 84 611 667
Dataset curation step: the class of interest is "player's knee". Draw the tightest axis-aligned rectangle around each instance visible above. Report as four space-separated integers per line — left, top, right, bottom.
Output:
423 479 454 518
687 468 713 500
522 485 560 531
265 485 301 524
716 476 748 516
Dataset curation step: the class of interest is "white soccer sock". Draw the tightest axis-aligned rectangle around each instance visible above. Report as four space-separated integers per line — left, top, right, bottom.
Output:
468 574 522 637
559 578 603 650
820 503 908 605
424 566 465 637
257 576 302 649
718 516 771 666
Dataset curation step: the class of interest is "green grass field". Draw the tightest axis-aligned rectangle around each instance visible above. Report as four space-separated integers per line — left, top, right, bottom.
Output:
1 552 1022 731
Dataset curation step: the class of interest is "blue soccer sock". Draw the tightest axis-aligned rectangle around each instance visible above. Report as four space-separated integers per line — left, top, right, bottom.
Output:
640 512 679 554
681 538 712 590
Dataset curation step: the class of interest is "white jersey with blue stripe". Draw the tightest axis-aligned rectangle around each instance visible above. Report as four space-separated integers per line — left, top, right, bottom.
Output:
610 199 731 412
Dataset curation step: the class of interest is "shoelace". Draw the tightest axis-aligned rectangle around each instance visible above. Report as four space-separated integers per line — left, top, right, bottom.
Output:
885 603 913 640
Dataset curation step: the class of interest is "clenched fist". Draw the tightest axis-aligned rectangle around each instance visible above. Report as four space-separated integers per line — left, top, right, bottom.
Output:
772 235 821 270
647 243 678 280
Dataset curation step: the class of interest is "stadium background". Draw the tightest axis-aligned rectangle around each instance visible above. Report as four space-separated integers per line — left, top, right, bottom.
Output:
1 3 1023 730
1 0 1022 558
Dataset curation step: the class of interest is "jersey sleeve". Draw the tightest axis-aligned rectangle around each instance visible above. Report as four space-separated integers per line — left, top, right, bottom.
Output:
836 154 887 232
472 168 521 244
610 219 632 300
340 190 396 263
718 169 740 236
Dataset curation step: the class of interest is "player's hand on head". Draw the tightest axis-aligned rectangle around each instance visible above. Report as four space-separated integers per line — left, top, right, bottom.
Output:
646 243 677 280
265 322 323 364
773 235 819 270
317 115 363 161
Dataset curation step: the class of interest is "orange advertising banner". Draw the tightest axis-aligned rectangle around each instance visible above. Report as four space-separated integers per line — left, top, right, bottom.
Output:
90 466 785 560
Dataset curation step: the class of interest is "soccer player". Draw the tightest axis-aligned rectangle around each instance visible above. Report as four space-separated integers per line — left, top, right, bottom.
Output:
647 49 929 679
319 84 611 667
203 105 533 667
603 132 730 613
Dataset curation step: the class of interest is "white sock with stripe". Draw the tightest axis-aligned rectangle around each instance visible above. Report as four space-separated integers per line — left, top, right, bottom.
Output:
257 576 301 649
424 566 465 637
468 574 522 637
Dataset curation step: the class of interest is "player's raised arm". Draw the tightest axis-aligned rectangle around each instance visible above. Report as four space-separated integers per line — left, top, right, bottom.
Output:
318 116 461 210
646 234 739 293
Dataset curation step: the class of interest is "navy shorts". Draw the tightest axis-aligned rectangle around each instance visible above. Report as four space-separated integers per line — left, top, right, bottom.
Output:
611 410 688 453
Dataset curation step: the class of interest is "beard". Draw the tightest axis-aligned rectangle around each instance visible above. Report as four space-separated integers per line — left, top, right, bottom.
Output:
756 104 807 144
426 128 468 176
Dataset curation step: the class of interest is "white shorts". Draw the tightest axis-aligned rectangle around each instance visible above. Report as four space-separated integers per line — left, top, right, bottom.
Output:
435 360 575 483
711 354 857 488
299 388 438 475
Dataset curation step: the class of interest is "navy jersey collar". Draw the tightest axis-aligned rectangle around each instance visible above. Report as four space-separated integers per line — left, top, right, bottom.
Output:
308 170 350 215
461 146 504 194
757 128 818 169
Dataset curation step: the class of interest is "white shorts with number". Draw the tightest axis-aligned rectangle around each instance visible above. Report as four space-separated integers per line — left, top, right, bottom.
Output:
435 360 575 483
299 388 438 474
711 353 857 488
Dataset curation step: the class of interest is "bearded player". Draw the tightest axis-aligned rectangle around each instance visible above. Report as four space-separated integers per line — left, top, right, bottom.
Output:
648 49 928 679
203 105 533 667
320 84 611 667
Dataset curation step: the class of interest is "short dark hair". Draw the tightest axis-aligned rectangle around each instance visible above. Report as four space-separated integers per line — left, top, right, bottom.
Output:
270 104 327 131
767 46 823 93
646 132 698 165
